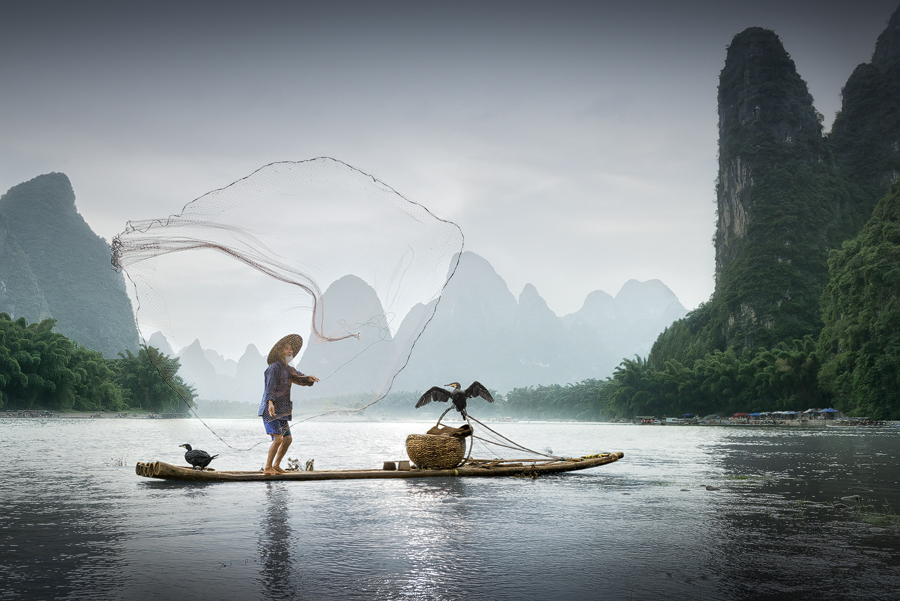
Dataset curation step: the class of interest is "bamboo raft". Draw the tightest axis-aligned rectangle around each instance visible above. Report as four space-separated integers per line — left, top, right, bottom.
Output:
135 452 624 482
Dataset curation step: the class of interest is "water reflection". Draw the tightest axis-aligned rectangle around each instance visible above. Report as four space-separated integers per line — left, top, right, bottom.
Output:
702 429 900 600
0 472 128 600
258 482 299 601
3 420 899 600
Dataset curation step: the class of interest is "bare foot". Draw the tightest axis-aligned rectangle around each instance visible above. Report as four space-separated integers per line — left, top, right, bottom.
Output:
273 466 286 474
263 467 278 475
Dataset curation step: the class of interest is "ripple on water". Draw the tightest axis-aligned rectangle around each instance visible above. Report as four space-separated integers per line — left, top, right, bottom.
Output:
1 419 899 600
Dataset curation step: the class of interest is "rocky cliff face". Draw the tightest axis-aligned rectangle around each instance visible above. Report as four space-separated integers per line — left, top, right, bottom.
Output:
715 27 827 278
0 173 139 357
874 4 900 67
830 5 900 233
714 27 837 349
652 7 900 364
0 211 50 321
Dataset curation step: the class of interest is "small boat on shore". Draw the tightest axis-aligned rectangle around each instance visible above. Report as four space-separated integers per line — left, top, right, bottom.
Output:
135 452 624 482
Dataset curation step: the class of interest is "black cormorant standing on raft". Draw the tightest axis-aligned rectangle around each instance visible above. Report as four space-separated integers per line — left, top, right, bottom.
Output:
179 443 218 470
415 382 494 419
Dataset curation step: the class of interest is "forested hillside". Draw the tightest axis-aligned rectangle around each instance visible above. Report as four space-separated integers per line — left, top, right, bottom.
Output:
0 211 50 321
608 7 900 420
0 173 139 357
818 183 900 418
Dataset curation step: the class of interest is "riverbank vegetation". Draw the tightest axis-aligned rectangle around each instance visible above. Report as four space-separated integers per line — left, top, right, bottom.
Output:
282 380 611 422
606 20 900 423
0 313 194 413
604 183 900 421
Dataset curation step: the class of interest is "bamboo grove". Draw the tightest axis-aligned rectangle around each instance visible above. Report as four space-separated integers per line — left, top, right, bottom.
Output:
0 313 194 413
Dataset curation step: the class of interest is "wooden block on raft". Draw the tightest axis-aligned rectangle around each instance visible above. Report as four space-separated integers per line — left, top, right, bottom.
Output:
398 461 411 471
383 461 396 471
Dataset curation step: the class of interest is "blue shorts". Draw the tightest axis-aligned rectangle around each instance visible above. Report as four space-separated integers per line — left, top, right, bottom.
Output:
264 418 291 438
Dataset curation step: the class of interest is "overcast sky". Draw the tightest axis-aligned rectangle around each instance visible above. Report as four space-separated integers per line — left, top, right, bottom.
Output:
2 0 897 320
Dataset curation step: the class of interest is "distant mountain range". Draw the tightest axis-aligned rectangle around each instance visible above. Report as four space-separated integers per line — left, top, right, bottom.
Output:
0 175 686 399
169 251 686 401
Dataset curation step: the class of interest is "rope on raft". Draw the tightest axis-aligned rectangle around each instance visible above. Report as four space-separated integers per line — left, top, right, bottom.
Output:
430 410 564 464
435 406 476 464
467 415 563 461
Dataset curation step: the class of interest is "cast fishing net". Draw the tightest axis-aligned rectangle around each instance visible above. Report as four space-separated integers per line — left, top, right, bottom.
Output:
112 158 463 449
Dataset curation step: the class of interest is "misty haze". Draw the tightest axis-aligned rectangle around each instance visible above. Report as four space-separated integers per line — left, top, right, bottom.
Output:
3 2 900 600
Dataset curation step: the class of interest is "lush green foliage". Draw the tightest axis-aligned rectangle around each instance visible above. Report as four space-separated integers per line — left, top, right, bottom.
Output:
630 23 900 421
114 347 196 414
503 379 608 420
610 184 900 421
0 313 124 411
818 183 900 419
605 337 826 419
0 313 192 413
830 60 900 224
648 303 719 369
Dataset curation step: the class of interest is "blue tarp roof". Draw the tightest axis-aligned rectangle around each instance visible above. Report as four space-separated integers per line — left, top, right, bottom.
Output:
820 408 840 413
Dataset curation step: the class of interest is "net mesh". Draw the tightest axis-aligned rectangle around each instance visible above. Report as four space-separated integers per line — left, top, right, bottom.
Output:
112 158 464 444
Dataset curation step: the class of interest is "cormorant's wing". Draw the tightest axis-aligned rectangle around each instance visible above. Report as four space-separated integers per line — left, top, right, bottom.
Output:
416 386 452 408
465 381 494 403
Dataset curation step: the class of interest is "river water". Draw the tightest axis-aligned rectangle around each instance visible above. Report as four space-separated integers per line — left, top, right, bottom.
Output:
1 419 899 600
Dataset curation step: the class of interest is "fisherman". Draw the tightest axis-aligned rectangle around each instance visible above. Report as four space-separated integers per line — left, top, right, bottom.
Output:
258 334 318 475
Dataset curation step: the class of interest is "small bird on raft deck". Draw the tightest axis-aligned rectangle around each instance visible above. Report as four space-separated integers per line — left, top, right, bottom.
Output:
179 443 218 470
415 382 494 420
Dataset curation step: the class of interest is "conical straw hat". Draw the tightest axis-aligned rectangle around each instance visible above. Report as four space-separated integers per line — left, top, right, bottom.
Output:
267 334 303 365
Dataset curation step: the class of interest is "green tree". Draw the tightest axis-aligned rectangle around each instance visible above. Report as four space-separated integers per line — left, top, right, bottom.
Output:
751 336 824 410
0 314 77 409
819 182 900 419
70 346 126 411
115 346 196 413
607 356 666 418
502 379 608 420
0 312 132 411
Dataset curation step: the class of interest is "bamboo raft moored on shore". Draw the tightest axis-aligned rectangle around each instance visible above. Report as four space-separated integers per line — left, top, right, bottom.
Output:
135 452 624 482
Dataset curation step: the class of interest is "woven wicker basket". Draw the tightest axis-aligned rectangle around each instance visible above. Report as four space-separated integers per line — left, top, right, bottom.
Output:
406 433 466 470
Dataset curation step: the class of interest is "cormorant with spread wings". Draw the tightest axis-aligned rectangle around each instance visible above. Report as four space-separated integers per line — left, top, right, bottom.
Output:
415 381 494 419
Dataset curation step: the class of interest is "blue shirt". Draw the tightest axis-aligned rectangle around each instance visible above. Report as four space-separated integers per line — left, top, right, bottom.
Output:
257 361 311 423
